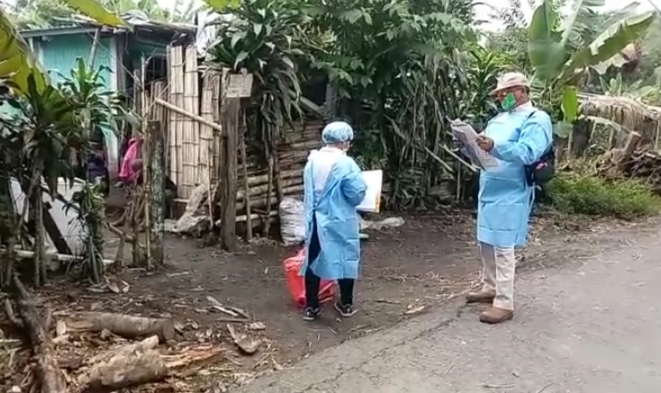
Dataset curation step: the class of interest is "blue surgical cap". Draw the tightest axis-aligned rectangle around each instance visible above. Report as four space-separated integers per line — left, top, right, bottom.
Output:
321 121 354 144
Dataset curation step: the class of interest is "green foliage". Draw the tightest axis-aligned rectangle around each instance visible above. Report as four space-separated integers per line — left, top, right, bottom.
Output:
2 75 83 194
0 57 131 287
465 48 505 129
206 0 315 154
308 0 475 99
66 182 106 284
59 58 136 144
527 0 655 130
547 173 661 219
204 0 483 208
6 0 197 28
305 0 479 209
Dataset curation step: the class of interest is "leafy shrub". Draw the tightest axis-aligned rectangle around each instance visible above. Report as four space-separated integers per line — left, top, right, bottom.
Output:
546 173 661 219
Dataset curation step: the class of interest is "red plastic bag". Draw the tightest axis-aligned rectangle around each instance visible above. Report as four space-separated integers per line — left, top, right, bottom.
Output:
283 248 335 308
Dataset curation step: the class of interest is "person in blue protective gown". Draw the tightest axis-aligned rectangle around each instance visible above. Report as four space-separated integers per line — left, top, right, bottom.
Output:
464 72 553 324
300 121 367 321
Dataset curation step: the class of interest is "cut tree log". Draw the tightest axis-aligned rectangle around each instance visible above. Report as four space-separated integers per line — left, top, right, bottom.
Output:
8 276 66 393
78 336 167 392
77 336 224 392
63 312 175 342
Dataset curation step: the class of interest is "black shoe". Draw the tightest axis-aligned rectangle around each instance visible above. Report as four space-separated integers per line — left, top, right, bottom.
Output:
334 302 357 318
303 307 321 321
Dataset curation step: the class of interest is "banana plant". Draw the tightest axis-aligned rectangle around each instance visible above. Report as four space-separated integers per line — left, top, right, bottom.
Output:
528 0 655 137
0 0 126 96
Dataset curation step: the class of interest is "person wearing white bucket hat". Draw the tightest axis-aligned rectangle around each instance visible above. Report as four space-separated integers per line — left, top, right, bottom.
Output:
461 71 553 324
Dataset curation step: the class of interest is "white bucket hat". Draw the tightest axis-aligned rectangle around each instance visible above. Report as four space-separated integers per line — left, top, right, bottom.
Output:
490 72 530 95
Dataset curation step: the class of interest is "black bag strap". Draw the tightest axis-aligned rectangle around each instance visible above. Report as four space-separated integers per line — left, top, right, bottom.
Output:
522 109 553 158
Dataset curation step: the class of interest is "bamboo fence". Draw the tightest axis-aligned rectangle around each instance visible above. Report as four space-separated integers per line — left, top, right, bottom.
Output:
137 44 322 242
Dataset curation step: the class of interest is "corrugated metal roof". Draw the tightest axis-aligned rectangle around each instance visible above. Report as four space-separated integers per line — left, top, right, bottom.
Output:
19 13 196 37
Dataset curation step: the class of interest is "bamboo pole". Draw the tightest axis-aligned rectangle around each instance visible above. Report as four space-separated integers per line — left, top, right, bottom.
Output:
88 28 101 68
182 46 199 198
172 46 185 194
154 98 224 134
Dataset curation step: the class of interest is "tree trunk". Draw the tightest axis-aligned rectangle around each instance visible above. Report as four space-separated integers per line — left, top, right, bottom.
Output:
12 276 66 392
63 312 175 342
147 121 165 267
78 336 167 392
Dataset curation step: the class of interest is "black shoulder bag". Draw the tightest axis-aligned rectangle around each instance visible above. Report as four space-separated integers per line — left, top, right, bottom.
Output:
523 111 555 186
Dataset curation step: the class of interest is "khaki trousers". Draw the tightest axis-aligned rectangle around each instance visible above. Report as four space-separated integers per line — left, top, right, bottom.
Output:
479 242 516 310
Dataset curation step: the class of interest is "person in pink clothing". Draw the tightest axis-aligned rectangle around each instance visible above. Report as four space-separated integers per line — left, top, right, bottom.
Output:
118 137 143 184
118 136 177 217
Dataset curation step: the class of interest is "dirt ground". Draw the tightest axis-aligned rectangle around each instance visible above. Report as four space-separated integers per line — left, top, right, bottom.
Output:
0 200 632 391
99 211 482 361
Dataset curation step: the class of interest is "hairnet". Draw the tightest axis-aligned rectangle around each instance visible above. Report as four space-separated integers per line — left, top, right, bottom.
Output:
321 121 354 144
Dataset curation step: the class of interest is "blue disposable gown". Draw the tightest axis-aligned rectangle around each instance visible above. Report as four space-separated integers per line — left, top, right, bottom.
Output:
299 150 367 280
478 106 553 248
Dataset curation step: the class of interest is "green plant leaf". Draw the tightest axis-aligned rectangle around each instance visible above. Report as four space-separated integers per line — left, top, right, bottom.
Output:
204 0 241 12
560 0 605 48
0 8 48 95
561 85 578 122
231 32 246 48
253 23 262 36
62 0 127 28
528 0 567 82
339 9 363 24
561 11 655 82
234 51 249 69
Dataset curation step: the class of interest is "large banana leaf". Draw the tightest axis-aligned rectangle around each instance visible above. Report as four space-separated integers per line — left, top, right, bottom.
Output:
528 0 566 82
561 10 655 82
0 0 125 95
61 0 127 28
560 0 605 48
0 8 48 95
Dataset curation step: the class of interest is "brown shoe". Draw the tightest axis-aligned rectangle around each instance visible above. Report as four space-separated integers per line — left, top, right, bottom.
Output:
479 307 513 324
465 291 495 304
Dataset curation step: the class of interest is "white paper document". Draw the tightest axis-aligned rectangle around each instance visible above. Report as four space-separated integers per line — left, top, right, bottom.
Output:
450 119 498 169
356 170 383 213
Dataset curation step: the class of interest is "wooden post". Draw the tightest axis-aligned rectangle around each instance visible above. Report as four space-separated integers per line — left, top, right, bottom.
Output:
239 125 253 242
219 71 252 251
220 98 240 251
147 121 165 266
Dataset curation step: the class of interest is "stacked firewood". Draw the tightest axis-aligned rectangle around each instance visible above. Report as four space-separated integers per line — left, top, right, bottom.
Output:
597 131 661 195
236 121 322 236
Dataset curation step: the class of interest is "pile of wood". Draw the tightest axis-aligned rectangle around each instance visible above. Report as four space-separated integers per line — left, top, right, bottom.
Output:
236 120 322 240
597 131 661 195
2 277 223 393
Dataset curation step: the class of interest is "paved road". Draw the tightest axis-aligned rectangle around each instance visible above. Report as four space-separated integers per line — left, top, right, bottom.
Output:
234 224 661 393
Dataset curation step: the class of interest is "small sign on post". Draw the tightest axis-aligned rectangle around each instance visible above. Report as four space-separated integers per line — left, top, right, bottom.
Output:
226 73 253 98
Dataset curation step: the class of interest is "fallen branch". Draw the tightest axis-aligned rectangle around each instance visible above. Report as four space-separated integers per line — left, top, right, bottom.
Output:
63 312 175 342
0 248 116 266
78 336 166 391
77 336 224 392
9 276 66 392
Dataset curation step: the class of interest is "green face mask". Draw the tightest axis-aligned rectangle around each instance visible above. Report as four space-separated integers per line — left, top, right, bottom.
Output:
500 93 517 111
